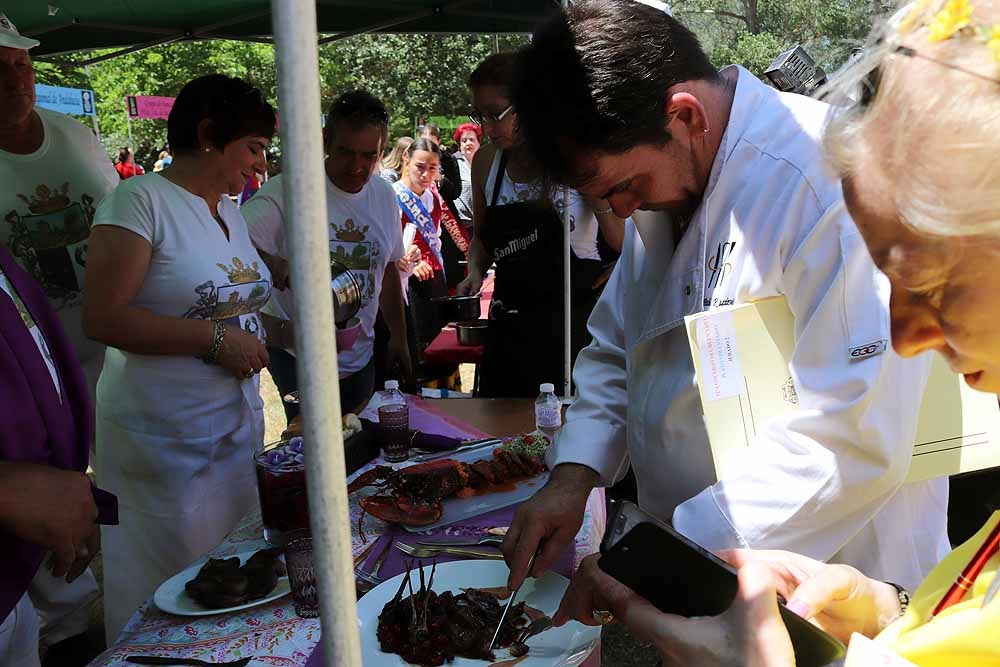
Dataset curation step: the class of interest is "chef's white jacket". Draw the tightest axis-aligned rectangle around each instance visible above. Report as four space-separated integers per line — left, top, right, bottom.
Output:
550 66 950 590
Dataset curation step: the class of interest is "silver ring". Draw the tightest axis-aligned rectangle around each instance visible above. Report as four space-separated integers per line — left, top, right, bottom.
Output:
592 609 615 625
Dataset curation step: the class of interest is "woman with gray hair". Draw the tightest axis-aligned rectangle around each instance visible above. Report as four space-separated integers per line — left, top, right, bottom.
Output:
556 0 1000 663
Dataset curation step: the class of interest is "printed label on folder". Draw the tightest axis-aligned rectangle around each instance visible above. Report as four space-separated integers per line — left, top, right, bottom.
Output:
695 310 743 401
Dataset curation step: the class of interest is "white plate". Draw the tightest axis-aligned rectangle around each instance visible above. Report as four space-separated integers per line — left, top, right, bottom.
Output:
388 447 549 533
357 560 599 667
153 549 290 617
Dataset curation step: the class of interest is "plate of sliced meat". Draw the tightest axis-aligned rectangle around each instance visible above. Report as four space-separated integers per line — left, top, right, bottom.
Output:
357 559 598 667
348 443 550 532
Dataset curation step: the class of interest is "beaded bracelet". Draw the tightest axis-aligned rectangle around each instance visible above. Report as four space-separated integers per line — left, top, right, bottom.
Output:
200 320 226 364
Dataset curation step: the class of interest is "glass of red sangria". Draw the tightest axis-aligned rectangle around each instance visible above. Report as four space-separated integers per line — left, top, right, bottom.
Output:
254 437 309 545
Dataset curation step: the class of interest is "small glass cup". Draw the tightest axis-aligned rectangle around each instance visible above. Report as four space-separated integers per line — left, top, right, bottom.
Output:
284 532 320 618
254 438 309 545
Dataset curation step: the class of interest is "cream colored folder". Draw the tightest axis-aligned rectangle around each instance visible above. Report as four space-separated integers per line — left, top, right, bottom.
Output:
685 297 1000 483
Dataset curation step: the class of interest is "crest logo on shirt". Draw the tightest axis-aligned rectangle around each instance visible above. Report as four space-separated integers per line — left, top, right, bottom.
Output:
332 218 369 242
706 240 736 290
216 257 262 284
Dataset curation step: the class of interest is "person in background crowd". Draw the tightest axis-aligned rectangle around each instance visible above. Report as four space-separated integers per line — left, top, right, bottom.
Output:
0 16 119 664
502 0 948 607
416 123 467 289
393 138 469 373
83 74 275 641
380 136 413 184
153 150 170 173
237 170 263 206
456 52 625 398
452 121 482 230
557 2 1000 664
244 90 411 418
113 147 143 180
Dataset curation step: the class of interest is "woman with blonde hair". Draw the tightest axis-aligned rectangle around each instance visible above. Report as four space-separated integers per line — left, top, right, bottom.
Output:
379 135 413 183
556 0 1000 664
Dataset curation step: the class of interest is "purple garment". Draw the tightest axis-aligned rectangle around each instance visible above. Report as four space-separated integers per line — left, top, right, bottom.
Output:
0 246 117 620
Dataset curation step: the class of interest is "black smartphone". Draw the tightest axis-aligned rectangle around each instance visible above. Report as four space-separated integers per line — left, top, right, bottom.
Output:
599 501 846 667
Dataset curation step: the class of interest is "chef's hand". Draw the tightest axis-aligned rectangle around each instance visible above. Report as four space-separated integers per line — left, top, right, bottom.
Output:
501 463 597 591
574 554 796 667
456 272 483 296
721 549 902 642
0 462 99 581
413 260 434 282
216 325 269 379
387 335 414 384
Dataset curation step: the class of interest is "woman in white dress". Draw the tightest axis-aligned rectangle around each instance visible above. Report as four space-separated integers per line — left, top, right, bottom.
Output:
82 74 276 640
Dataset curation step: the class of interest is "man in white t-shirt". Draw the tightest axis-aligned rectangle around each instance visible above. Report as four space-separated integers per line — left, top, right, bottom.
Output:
243 90 410 417
0 16 118 666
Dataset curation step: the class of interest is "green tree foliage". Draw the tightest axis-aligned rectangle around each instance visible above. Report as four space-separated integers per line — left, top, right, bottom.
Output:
675 0 890 76
30 0 883 169
34 34 524 169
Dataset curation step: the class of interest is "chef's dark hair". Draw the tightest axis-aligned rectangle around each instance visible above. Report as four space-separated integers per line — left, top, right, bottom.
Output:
513 0 718 185
167 74 276 155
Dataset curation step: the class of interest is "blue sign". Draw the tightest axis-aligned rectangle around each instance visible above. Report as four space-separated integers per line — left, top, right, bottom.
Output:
35 84 97 117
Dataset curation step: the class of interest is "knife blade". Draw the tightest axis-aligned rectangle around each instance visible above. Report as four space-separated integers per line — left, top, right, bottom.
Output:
410 438 502 462
490 554 535 650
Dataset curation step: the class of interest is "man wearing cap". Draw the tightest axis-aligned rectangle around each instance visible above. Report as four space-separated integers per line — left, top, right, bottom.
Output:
0 13 119 666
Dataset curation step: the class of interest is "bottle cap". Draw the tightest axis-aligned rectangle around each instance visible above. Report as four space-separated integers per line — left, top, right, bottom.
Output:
385 380 399 390
540 383 555 393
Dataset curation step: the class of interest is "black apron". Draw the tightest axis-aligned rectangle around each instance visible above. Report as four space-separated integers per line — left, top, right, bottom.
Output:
478 151 602 398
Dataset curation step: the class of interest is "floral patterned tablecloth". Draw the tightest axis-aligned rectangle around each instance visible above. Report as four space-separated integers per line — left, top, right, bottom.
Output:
86 397 606 667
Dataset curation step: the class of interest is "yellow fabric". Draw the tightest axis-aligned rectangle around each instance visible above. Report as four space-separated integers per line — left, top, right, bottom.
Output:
877 511 1000 666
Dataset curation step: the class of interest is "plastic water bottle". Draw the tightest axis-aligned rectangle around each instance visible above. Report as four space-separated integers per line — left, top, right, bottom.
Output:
378 380 410 462
534 382 562 445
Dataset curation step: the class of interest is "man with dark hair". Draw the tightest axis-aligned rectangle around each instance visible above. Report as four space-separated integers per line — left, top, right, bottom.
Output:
501 0 948 606
244 90 411 416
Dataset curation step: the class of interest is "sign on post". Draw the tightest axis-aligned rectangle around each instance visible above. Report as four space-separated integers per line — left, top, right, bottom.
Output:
35 84 96 116
125 95 175 120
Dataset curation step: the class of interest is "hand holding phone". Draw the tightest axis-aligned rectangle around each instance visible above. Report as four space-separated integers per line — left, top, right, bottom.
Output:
598 501 846 667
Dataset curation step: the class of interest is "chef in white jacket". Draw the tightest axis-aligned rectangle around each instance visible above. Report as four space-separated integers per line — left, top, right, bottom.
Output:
501 0 950 598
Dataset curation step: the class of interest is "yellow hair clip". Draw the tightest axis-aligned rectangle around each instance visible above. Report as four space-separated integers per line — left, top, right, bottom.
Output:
900 0 1000 62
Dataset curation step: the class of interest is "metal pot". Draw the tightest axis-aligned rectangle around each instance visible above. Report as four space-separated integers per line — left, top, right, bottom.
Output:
331 258 362 326
455 319 489 346
433 295 480 322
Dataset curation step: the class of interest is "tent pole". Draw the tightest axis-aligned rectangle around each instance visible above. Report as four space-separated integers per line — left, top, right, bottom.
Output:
271 1 361 666
562 0 573 402
562 185 571 400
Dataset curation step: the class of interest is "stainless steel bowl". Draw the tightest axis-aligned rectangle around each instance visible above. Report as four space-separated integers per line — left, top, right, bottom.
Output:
455 319 489 346
331 258 362 326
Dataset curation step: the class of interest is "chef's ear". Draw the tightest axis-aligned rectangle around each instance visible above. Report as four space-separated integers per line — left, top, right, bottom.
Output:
665 92 710 138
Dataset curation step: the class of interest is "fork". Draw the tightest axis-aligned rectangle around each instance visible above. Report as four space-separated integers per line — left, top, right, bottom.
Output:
125 656 253 666
395 541 504 560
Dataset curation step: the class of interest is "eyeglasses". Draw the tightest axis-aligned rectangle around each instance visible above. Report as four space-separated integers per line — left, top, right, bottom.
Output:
469 104 513 127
